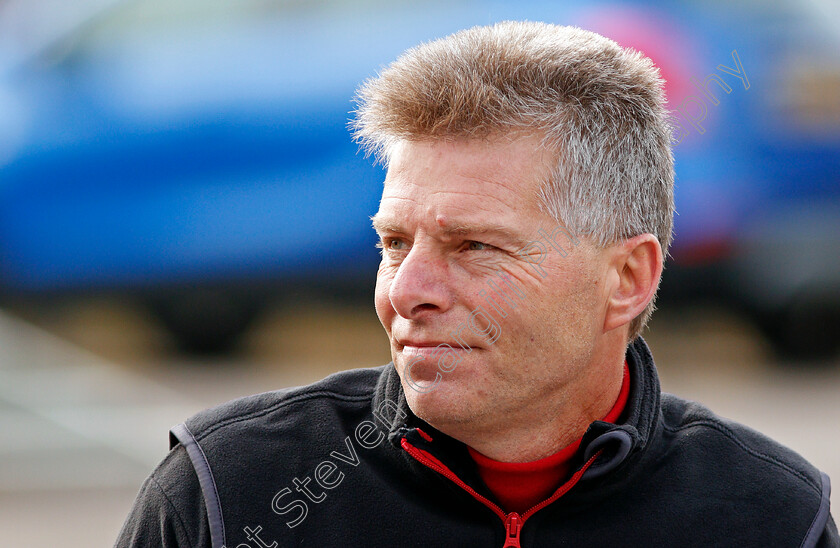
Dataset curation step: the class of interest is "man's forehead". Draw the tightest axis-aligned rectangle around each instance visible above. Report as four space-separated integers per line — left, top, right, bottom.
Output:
384 134 553 179
373 212 513 233
374 136 557 238
380 159 547 209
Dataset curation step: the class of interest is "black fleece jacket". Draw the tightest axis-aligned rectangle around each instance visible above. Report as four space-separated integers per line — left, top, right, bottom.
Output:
115 338 837 547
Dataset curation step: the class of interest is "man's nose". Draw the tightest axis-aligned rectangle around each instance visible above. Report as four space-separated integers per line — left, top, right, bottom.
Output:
387 244 454 320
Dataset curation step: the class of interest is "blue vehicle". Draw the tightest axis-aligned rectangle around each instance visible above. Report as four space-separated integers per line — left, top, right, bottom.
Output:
1 0 838 355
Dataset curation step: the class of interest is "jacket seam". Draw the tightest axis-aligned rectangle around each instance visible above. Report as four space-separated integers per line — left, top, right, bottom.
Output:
800 472 831 548
662 419 821 495
150 471 196 547
195 390 373 442
173 424 226 548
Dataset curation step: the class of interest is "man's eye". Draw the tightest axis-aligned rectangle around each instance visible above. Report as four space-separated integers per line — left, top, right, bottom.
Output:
376 238 409 251
466 241 492 251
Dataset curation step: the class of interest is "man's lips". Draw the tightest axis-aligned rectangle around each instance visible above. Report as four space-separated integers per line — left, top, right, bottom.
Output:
395 338 477 350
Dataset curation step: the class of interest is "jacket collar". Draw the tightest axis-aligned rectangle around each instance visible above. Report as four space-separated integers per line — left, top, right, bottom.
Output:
371 337 662 484
578 336 661 481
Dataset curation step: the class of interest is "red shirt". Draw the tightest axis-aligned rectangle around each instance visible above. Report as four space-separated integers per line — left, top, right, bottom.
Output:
468 362 631 514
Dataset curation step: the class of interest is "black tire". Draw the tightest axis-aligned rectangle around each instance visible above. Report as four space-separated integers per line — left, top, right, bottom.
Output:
755 293 840 362
147 288 264 354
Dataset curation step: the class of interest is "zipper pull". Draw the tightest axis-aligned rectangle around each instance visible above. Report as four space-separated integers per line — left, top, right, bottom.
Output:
502 513 522 548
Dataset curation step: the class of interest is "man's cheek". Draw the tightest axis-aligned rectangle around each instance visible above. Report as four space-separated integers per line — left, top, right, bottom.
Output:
373 279 394 326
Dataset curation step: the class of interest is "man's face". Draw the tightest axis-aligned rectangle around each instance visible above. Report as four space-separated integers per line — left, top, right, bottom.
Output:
373 135 610 435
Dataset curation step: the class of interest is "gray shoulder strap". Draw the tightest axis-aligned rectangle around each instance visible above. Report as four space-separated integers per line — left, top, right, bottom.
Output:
170 423 227 548
801 472 832 548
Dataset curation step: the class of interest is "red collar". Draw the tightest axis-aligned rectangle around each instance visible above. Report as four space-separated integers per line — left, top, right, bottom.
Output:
468 361 631 514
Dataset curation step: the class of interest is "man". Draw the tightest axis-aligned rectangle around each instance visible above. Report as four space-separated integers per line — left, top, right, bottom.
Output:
116 22 837 547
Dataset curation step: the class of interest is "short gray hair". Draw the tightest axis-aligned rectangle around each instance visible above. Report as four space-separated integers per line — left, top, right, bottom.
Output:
351 21 675 340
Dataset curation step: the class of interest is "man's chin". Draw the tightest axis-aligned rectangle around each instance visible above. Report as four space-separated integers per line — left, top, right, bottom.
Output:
397 365 444 398
400 378 474 425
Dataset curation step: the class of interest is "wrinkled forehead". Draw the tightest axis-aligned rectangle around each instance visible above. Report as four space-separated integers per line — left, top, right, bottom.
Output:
382 135 554 198
376 135 558 240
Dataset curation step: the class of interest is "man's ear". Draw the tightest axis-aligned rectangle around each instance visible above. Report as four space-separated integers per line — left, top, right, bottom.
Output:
603 234 663 333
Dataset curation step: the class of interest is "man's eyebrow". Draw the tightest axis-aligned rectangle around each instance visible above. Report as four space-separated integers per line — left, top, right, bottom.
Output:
370 215 403 234
371 215 527 245
443 223 518 238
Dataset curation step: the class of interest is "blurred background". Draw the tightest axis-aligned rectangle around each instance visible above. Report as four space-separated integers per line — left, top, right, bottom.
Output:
0 0 838 545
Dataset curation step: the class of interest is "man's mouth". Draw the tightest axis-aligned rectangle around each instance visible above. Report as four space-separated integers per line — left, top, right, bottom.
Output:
395 337 476 351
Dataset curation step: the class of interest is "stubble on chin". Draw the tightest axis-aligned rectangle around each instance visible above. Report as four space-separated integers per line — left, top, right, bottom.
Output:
400 374 500 437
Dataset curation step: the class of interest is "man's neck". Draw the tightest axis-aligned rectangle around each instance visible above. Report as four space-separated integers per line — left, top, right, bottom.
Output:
437 343 627 463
